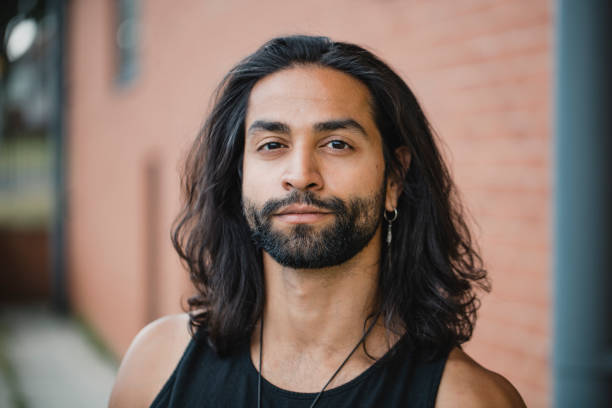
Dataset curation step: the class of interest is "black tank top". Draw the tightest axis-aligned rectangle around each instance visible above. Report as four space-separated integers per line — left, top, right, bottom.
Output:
150 330 449 407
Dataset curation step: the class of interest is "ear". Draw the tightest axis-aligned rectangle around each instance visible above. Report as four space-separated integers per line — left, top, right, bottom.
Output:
385 146 412 211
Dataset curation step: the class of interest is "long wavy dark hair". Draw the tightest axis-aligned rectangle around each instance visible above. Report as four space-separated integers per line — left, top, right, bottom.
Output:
172 35 489 357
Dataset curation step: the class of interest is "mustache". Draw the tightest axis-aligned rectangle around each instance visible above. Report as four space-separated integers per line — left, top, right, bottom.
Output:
260 191 347 218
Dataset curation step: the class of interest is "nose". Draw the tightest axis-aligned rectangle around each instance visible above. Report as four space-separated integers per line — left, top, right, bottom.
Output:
281 145 323 192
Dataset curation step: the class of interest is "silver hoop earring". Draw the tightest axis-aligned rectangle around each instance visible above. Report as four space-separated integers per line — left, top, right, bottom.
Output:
384 208 398 245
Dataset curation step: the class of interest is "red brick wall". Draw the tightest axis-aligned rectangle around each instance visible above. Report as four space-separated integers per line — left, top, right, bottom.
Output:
67 1 551 406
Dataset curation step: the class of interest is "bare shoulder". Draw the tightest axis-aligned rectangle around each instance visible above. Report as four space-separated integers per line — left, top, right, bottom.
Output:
435 347 526 408
109 314 193 408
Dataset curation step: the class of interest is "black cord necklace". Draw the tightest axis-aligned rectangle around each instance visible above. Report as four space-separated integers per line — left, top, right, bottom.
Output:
256 314 378 408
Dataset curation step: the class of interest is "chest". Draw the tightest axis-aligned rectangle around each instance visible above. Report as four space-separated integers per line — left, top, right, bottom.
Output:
151 341 447 408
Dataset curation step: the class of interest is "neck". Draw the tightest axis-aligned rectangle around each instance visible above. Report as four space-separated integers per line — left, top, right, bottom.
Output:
263 255 379 350
251 227 400 392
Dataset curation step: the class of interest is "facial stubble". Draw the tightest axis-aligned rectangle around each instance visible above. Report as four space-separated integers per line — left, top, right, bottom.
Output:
243 188 385 269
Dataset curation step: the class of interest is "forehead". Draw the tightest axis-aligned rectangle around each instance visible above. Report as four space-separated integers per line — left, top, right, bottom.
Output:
245 65 374 126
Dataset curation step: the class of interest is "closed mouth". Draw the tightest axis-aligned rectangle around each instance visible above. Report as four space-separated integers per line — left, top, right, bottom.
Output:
275 204 333 216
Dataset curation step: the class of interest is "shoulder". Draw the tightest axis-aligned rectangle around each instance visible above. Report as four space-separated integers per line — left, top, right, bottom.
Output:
109 314 193 408
435 347 526 408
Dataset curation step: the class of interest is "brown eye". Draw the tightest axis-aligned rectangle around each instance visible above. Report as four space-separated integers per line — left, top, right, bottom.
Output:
327 140 351 150
260 142 284 151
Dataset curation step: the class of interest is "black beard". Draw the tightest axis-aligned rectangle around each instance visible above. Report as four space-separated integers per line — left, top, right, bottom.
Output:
243 189 383 269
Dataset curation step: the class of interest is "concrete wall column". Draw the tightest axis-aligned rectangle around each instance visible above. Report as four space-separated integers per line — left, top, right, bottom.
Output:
554 1 612 406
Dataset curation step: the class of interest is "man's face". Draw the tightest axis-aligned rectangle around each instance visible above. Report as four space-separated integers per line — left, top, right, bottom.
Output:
242 65 393 269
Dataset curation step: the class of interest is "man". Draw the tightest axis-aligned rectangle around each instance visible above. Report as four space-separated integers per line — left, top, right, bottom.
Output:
110 35 525 407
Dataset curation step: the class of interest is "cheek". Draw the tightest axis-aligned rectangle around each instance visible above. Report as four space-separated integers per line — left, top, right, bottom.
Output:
241 159 272 204
326 157 385 197
328 178 381 205
241 158 255 200
241 173 259 203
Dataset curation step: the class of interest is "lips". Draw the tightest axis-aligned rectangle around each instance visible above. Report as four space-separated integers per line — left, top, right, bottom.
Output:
274 204 332 216
273 204 333 224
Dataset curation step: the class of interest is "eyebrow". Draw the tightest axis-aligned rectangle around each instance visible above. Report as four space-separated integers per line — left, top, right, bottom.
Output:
246 118 368 138
314 119 367 136
247 120 290 135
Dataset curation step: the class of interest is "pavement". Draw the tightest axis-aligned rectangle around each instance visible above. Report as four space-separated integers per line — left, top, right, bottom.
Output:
0 305 118 408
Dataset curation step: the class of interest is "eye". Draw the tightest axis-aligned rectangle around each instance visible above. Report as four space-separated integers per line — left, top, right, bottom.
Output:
258 141 285 151
325 140 352 150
